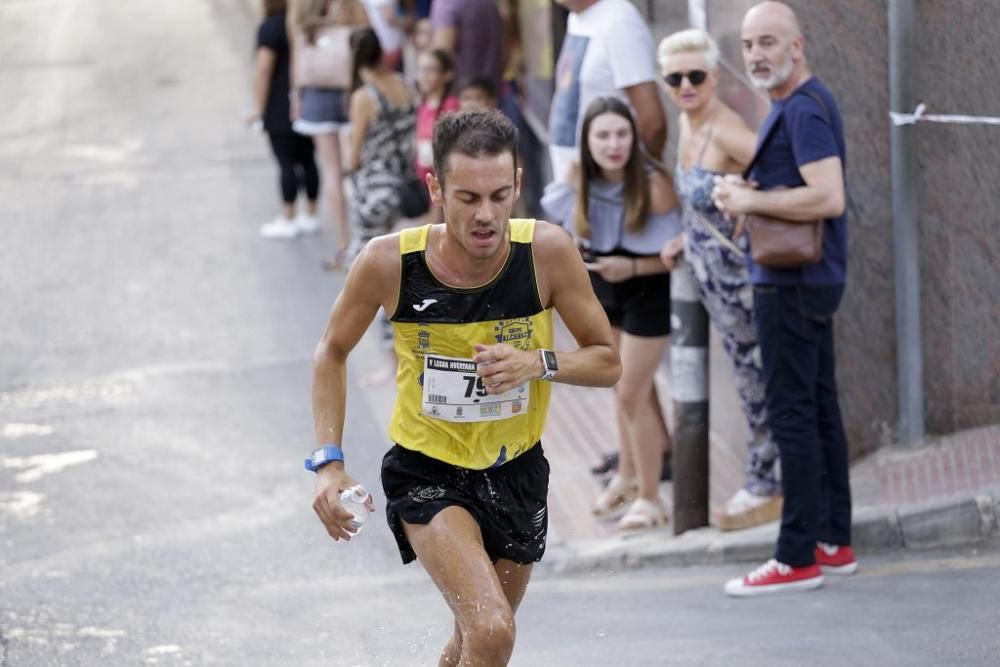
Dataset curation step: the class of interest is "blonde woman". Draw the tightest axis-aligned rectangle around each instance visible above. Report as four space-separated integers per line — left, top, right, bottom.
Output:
657 28 782 530
288 0 369 268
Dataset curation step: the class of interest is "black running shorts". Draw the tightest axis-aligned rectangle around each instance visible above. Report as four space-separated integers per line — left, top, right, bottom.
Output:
380 443 550 565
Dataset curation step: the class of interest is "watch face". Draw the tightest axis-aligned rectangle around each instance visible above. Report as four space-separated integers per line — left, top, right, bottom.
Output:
310 446 342 469
543 350 558 371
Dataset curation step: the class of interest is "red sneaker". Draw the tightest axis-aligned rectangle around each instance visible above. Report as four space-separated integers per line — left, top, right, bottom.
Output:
724 559 824 597
815 542 858 575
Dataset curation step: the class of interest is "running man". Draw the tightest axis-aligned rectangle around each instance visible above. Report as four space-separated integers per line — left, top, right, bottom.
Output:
308 109 622 666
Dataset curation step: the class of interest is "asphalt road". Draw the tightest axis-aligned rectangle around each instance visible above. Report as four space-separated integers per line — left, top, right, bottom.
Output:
1 1 999 666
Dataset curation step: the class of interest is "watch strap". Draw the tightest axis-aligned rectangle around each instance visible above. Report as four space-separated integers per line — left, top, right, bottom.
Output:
304 444 345 472
539 349 558 381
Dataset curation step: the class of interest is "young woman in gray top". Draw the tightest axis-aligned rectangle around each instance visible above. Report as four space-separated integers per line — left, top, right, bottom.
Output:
543 96 680 531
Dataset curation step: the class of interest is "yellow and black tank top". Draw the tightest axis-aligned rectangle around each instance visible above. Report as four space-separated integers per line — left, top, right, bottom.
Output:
388 219 554 469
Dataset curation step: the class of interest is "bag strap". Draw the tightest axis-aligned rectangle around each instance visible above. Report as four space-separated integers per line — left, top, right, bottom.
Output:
689 208 744 255
742 84 831 180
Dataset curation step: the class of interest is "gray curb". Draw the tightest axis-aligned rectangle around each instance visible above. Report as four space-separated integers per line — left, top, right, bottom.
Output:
542 485 1000 575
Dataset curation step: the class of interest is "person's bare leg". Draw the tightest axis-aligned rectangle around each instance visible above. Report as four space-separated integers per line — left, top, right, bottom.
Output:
440 619 462 667
404 507 517 667
493 559 533 612
615 408 637 480
440 560 532 667
650 383 671 455
616 333 671 502
313 131 349 254
594 328 637 517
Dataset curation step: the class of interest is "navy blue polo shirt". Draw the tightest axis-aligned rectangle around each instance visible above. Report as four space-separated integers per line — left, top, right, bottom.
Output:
747 77 847 286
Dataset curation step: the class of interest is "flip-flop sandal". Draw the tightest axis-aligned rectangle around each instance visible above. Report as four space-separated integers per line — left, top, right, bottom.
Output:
617 498 670 532
592 475 638 520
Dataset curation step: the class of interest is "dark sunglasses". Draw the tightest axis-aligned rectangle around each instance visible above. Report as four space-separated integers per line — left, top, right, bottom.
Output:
664 70 708 87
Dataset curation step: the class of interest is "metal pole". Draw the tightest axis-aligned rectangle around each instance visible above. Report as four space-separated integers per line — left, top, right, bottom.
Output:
889 0 924 447
670 259 710 534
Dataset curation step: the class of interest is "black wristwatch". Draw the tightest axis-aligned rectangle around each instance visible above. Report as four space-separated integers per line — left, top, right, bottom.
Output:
539 349 558 381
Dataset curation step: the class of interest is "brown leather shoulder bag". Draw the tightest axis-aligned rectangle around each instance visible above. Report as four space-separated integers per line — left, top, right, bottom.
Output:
742 88 832 268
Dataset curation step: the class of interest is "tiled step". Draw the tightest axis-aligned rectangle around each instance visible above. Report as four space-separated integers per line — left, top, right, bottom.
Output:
876 425 1000 505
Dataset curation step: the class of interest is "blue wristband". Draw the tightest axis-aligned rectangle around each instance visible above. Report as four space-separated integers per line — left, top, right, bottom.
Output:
304 444 345 472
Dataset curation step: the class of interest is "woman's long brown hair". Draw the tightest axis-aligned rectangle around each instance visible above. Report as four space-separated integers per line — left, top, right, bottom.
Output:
574 97 650 240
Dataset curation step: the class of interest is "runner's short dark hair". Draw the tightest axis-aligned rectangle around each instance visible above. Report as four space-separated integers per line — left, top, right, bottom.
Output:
432 109 519 187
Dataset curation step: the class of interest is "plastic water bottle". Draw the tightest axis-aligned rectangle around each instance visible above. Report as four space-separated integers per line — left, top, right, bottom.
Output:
339 484 370 535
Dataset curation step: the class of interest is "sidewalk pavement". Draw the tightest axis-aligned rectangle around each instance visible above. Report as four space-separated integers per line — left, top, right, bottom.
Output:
544 480 1000 575
351 313 1000 574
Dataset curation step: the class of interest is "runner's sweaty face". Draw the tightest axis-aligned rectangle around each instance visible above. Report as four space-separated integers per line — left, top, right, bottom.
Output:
432 151 522 260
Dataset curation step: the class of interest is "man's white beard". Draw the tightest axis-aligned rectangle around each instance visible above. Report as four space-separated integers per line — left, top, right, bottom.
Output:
747 56 794 91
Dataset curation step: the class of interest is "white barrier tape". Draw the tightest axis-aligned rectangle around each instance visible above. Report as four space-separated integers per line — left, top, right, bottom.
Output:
890 103 1000 126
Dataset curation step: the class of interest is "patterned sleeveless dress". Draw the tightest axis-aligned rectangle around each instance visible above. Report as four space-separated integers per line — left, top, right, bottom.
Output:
351 82 417 242
675 129 779 495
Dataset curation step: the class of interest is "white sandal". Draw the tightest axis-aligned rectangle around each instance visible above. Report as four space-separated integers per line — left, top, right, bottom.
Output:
712 489 783 531
592 475 638 519
617 498 670 532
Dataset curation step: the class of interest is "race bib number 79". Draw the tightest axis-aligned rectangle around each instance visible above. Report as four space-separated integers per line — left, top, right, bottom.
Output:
421 354 529 423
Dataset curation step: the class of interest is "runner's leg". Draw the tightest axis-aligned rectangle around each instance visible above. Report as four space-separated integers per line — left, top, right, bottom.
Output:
404 506 517 667
440 560 532 667
493 559 533 612
440 620 462 667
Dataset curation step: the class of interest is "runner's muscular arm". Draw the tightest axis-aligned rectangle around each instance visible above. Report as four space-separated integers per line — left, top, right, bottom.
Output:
539 222 622 386
475 222 621 391
311 235 399 540
312 235 398 447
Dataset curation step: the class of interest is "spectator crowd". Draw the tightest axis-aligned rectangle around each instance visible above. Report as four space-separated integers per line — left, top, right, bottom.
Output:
251 0 856 597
